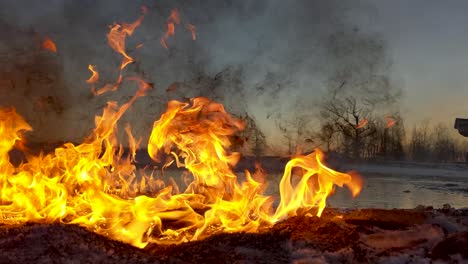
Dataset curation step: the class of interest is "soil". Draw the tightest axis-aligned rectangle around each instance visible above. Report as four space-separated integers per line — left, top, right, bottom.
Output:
1 207 467 264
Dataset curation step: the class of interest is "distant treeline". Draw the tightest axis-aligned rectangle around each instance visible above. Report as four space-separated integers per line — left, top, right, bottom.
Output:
238 115 468 163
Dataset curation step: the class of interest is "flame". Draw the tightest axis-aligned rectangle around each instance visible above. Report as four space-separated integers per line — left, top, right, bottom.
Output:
356 118 368 129
92 74 123 96
0 95 362 247
186 24 196 40
91 8 145 96
161 9 181 49
107 8 146 70
385 115 397 128
125 124 141 163
86 65 99 84
136 43 144 49
274 150 362 219
0 8 362 249
41 38 57 53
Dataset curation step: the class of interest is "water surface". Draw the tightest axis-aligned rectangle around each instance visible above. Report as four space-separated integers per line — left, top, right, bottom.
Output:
148 162 468 209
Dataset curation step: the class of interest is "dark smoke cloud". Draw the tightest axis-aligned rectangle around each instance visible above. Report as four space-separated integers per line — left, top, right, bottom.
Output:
0 0 393 147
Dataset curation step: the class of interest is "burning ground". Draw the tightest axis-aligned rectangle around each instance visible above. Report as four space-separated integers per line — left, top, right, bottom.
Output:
0 207 467 263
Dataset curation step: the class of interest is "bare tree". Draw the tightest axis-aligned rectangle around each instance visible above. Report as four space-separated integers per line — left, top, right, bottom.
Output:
431 123 457 163
320 96 376 158
274 96 316 156
318 28 401 159
456 139 468 163
407 122 465 163
408 122 431 161
315 122 336 152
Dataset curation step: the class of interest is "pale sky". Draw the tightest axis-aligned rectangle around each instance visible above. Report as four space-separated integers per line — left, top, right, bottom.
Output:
368 1 468 126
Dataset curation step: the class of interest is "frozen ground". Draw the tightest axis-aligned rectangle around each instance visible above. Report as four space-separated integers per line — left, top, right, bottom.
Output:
329 161 468 209
1 208 467 263
154 160 468 210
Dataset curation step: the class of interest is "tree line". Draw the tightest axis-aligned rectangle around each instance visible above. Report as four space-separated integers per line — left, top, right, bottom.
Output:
237 28 468 163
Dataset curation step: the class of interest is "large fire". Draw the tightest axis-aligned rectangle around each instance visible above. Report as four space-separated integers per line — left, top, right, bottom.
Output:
0 8 362 248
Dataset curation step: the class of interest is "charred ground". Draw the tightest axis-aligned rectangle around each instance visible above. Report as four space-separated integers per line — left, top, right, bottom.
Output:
1 207 467 264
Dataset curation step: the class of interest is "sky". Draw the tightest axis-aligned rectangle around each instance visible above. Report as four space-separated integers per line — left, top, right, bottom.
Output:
368 1 468 126
1 0 468 143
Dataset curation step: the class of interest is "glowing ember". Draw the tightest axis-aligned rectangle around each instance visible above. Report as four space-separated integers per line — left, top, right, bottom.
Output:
41 38 57 53
0 9 362 248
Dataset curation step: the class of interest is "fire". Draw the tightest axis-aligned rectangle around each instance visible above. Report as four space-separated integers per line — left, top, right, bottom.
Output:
385 115 397 128
160 9 196 49
0 95 362 247
107 7 146 70
0 8 362 248
186 23 196 40
161 9 180 49
86 65 99 84
356 118 368 129
92 74 123 96
136 43 144 49
91 7 145 96
275 150 362 219
41 38 57 53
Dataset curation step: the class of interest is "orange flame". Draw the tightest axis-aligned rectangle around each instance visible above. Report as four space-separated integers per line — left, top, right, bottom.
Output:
135 43 144 49
92 7 145 96
92 74 123 96
161 9 181 49
356 118 368 129
186 24 196 40
168 8 181 24
385 115 397 128
86 65 99 84
41 38 57 53
125 124 141 163
107 9 146 70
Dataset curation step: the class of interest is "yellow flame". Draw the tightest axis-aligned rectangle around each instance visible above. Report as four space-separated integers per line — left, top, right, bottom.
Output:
86 65 99 84
274 149 362 219
0 95 361 248
0 8 362 249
